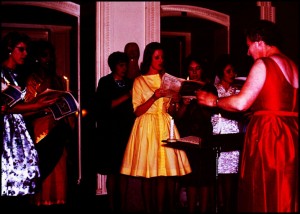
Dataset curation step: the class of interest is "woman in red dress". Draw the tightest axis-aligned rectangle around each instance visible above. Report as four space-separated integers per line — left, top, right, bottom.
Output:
196 20 298 212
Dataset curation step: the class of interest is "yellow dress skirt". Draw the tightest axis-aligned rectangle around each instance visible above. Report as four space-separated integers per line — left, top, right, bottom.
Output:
120 74 191 178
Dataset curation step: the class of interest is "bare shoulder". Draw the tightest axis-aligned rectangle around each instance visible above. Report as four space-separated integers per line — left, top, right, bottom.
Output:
270 55 298 88
250 59 266 78
242 59 266 95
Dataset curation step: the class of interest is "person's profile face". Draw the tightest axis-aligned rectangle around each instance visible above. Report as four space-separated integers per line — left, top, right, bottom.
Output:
10 42 28 65
246 37 260 60
150 49 164 71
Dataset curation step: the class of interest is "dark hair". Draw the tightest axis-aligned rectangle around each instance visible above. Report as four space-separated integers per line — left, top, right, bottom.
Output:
140 42 164 75
0 31 31 63
29 40 57 76
245 20 283 49
183 54 209 80
108 51 129 73
124 42 140 53
30 39 55 60
214 54 236 79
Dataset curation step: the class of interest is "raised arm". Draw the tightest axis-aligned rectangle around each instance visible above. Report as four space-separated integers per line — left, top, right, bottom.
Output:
2 96 58 114
196 59 266 112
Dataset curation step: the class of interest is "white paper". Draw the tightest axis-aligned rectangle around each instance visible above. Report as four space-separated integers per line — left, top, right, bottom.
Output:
1 84 24 107
33 88 79 120
160 73 185 98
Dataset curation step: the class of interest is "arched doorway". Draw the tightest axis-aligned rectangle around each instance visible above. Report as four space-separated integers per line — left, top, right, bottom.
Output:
161 5 230 78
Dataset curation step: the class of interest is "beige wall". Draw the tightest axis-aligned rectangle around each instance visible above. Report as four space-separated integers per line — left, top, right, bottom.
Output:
95 2 161 83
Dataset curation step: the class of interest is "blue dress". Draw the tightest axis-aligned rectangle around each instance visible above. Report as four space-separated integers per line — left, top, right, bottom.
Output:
1 66 40 196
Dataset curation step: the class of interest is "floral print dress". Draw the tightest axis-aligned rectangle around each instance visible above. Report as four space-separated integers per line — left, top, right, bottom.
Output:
1 66 40 196
211 83 240 174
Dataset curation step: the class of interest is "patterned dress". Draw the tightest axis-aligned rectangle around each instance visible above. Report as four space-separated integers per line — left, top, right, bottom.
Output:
120 73 191 178
238 57 298 212
211 83 240 174
1 66 40 196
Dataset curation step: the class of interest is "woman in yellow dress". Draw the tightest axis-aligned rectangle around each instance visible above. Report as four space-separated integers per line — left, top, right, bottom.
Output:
120 42 191 213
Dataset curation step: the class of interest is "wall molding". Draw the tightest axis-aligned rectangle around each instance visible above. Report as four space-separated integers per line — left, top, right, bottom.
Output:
257 1 275 22
161 4 230 53
145 2 161 44
2 1 80 17
96 2 111 82
161 5 230 27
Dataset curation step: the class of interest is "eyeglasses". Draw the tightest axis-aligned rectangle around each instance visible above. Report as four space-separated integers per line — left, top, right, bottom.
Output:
15 46 27 52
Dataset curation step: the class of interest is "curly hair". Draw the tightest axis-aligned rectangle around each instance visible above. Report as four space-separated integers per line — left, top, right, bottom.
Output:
182 54 209 80
108 51 129 73
245 20 283 49
214 54 236 80
0 31 31 63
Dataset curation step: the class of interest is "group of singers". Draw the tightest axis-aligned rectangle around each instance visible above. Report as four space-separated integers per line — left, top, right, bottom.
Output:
1 19 298 213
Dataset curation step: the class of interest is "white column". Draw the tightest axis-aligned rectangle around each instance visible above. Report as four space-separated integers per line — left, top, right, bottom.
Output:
96 173 107 195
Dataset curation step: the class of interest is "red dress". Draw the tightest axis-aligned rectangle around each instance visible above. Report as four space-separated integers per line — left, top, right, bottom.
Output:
238 57 298 212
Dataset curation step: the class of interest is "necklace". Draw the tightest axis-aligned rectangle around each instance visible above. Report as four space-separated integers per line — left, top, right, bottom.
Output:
115 79 126 88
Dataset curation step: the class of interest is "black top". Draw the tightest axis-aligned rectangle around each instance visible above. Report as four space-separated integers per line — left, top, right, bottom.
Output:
94 73 135 174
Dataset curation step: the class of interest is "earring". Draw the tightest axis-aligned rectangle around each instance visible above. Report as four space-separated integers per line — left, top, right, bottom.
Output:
9 52 11 55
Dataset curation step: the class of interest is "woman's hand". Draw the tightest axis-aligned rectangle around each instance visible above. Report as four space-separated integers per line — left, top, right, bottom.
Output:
195 90 218 107
152 88 168 100
3 96 59 114
36 96 59 109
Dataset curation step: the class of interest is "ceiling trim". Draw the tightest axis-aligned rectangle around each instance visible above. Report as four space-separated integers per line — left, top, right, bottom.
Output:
161 4 229 28
2 1 80 17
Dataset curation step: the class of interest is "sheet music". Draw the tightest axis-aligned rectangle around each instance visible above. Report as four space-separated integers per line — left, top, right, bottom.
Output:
1 84 24 107
33 88 79 120
160 73 185 98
